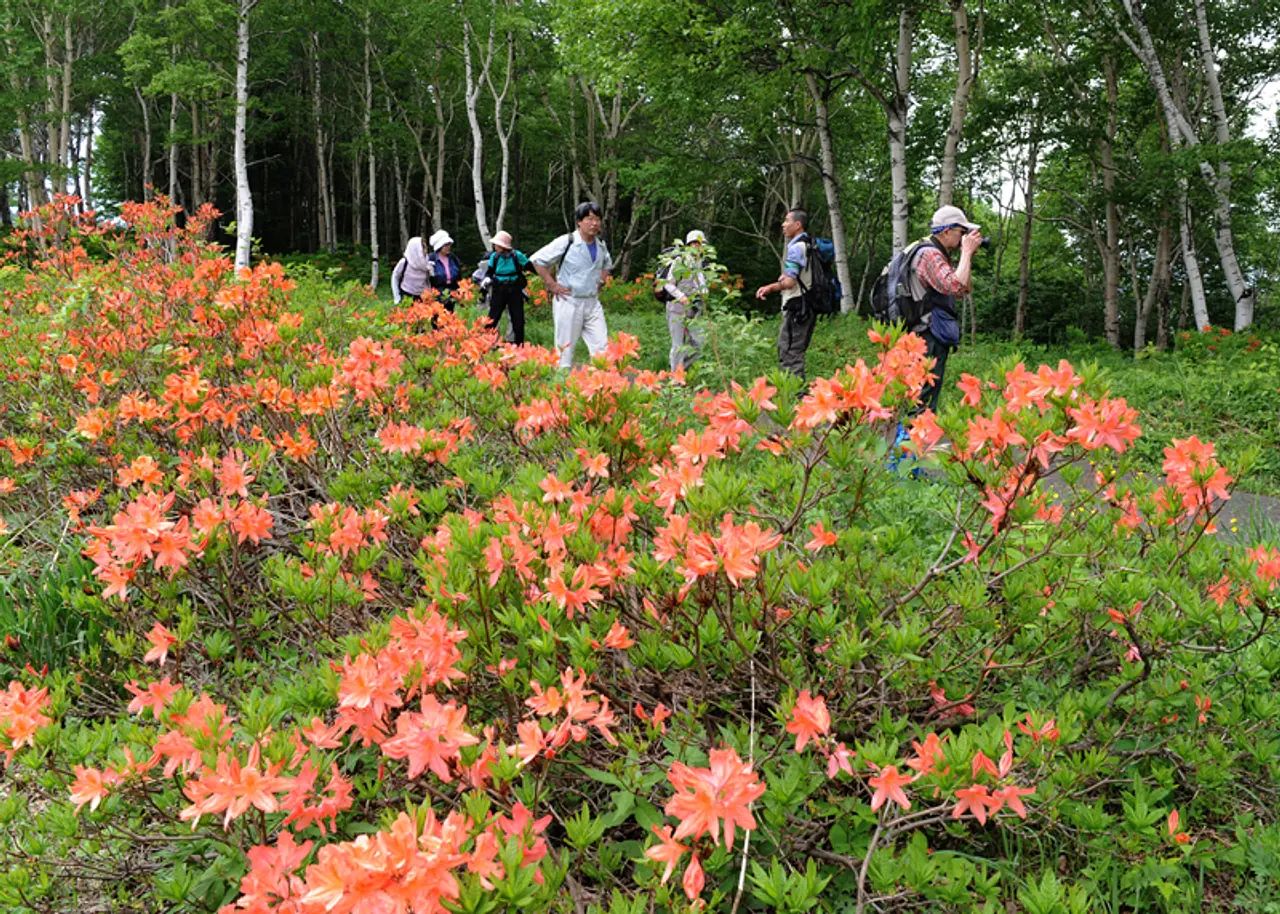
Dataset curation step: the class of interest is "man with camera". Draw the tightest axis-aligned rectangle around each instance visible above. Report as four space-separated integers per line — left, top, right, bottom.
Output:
907 205 984 415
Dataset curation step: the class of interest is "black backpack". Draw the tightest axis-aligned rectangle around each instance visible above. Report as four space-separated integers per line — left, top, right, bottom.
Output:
797 235 841 316
870 241 929 327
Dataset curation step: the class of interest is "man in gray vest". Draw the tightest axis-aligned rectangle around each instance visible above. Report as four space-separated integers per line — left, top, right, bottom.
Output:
532 202 613 369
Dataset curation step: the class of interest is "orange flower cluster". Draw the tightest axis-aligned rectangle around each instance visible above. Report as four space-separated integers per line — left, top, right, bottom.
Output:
0 680 50 765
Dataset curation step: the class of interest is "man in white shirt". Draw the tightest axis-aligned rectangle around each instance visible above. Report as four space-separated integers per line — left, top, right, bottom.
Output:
531 202 613 369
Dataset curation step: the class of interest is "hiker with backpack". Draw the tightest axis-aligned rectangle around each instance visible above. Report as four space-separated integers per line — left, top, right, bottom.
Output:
531 201 613 369
390 236 432 305
480 230 535 345
657 230 710 371
872 205 980 418
755 208 839 379
426 230 463 311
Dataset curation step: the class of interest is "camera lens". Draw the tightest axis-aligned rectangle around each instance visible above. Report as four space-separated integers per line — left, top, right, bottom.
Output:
979 237 992 250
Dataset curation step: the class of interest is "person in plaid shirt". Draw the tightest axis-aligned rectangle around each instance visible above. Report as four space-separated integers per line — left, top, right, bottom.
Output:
906 204 983 415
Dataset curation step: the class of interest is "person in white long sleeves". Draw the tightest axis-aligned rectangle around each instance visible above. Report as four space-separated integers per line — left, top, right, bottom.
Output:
390 236 433 304
530 202 612 369
663 230 710 371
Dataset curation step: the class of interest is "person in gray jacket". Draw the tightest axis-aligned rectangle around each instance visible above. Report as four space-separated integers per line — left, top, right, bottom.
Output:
663 230 710 371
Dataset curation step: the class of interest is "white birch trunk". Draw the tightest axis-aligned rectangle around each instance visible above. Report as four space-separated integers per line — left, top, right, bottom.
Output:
1192 0 1254 328
487 28 517 237
938 0 976 208
462 13 495 249
233 0 254 271
1117 0 1253 328
804 71 855 313
889 9 913 252
168 93 179 204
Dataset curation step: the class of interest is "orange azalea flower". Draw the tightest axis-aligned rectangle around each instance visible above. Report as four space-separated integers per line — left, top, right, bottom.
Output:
664 746 765 850
994 784 1035 819
124 677 180 719
69 765 116 814
682 854 705 901
143 622 178 666
1168 809 1191 844
785 690 830 752
644 824 689 884
0 681 52 764
601 621 634 649
868 765 913 811
805 522 837 552
953 783 1002 825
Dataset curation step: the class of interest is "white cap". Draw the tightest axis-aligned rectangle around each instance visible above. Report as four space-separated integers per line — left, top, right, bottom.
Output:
930 205 980 232
429 229 454 251
492 230 513 250
685 229 707 244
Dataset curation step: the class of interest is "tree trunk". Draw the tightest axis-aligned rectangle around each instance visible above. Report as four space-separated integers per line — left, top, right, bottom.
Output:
1134 215 1172 351
82 106 94 209
938 0 978 208
1014 131 1039 339
190 101 202 210
0 185 10 227
310 33 334 252
1192 0 1253 329
353 145 363 248
364 18 379 289
168 92 180 204
487 27 516 238
233 0 254 271
4 9 48 209
393 150 409 251
1177 176 1210 330
889 9 913 251
1117 0 1254 328
462 13 495 249
804 71 855 314
1100 54 1121 348
135 89 154 200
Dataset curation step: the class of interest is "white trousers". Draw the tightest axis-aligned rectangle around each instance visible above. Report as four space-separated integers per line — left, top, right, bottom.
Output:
553 295 608 368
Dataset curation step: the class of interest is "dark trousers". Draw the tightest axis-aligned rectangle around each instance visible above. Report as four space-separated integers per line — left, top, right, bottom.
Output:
777 306 817 378
913 329 952 415
488 285 526 345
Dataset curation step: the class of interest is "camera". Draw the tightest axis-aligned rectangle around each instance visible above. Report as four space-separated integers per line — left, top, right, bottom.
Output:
978 237 992 250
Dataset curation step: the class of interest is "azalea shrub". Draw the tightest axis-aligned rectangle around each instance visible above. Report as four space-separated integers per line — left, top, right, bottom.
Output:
1 197 1279 914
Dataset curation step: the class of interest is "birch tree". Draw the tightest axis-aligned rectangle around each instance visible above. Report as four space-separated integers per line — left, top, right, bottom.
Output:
232 0 256 270
1113 0 1255 328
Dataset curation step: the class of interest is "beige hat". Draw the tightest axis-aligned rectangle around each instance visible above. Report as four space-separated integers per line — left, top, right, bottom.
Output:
685 229 707 244
930 205 979 232
492 230 514 250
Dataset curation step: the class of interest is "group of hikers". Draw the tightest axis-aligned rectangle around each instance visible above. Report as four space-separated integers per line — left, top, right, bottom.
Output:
389 196 986 418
